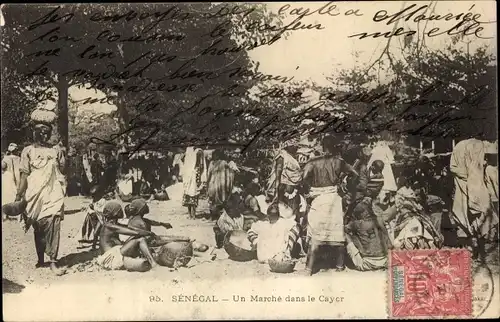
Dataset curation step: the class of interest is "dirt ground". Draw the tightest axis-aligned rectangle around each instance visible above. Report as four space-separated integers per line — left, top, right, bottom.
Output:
3 195 499 320
2 195 323 286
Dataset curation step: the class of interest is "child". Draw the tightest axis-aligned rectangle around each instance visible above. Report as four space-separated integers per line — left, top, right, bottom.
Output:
247 203 300 264
367 160 385 200
79 186 111 249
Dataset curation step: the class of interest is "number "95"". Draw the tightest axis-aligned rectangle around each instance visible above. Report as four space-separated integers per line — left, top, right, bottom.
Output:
149 295 163 302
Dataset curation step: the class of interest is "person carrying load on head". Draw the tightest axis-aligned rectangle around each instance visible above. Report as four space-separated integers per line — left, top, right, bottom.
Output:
15 106 67 276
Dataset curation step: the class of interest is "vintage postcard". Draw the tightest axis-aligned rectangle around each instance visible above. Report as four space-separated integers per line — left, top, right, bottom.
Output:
1 1 498 320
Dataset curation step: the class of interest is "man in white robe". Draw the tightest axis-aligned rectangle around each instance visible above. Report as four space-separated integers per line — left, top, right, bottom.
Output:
450 139 492 257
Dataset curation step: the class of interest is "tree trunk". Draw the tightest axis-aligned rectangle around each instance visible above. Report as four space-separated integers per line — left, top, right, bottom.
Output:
57 76 69 151
56 76 70 175
116 105 130 132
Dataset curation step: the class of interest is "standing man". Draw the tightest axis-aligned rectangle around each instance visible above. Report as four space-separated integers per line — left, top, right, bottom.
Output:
344 147 372 222
102 150 119 196
66 147 84 196
302 135 358 275
450 138 491 259
483 142 499 247
3 143 21 186
90 153 104 189
82 149 93 196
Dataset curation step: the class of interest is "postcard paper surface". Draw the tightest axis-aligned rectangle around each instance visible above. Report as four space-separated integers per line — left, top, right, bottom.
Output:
1 1 498 320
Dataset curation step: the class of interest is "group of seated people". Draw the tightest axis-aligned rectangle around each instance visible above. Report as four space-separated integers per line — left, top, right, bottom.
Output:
205 157 380 270
78 173 170 247
79 146 460 274
209 149 452 273
213 185 303 264
83 197 209 272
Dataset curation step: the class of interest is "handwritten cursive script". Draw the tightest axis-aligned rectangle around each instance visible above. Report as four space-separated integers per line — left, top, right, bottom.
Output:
350 4 493 40
4 2 493 157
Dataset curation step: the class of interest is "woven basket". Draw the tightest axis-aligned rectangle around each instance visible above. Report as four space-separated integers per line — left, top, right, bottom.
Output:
2 200 27 217
157 241 193 268
224 230 256 262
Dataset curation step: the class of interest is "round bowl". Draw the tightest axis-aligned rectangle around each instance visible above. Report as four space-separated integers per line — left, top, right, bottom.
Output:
223 230 256 262
2 200 27 217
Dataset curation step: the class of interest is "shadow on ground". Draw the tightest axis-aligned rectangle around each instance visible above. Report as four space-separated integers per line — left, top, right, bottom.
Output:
58 249 100 268
2 279 25 294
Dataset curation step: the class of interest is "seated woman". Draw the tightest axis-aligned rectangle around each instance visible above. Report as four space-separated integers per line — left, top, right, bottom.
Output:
247 204 300 264
116 171 155 201
344 161 392 271
391 175 444 250
345 198 392 271
213 192 245 248
242 182 266 221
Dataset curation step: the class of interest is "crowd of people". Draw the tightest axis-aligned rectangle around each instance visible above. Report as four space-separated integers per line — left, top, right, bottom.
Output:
2 104 499 276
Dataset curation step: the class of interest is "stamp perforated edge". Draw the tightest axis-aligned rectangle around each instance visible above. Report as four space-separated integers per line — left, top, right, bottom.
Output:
387 247 474 320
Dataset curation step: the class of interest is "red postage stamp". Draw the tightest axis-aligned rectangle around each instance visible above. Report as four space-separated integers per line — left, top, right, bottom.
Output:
389 249 472 318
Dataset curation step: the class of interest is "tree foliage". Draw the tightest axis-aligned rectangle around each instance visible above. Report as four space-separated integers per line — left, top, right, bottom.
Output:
1 3 295 153
2 4 496 156
1 67 35 146
326 34 497 144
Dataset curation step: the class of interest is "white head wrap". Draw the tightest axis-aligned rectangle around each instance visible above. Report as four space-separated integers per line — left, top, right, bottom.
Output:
7 143 18 152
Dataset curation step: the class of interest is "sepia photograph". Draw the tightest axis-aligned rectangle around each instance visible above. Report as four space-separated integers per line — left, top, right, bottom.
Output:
1 1 498 320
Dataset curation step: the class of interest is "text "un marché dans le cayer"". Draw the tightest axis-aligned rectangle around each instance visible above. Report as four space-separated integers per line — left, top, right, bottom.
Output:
170 294 344 303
